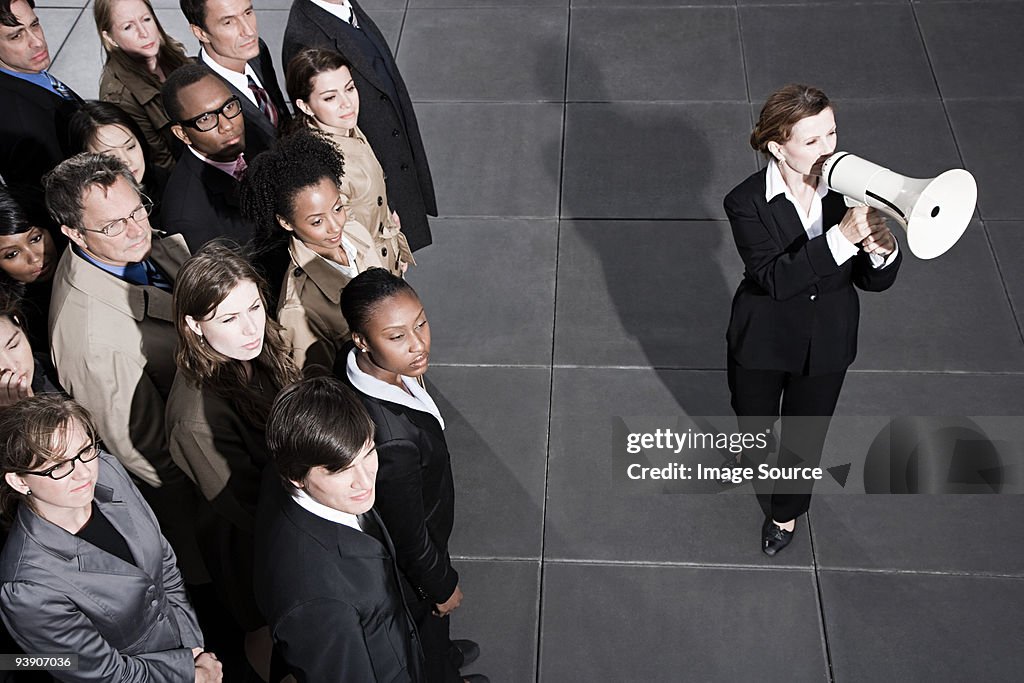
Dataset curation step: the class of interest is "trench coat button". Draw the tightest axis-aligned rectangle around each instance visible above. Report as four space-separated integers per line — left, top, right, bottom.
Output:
293 267 303 277
377 196 383 206
147 585 155 593
381 247 388 257
150 599 158 608
809 294 817 301
392 128 400 137
158 613 165 621
380 94 389 102
400 163 409 171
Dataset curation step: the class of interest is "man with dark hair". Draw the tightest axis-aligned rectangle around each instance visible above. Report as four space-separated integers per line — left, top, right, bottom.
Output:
44 152 207 584
282 0 435 251
0 0 82 188
254 375 426 682
180 0 289 159
161 64 256 249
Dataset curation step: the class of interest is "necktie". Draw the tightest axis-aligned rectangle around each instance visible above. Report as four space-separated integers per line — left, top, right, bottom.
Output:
232 155 248 181
43 71 78 101
246 75 278 128
342 3 358 28
145 261 173 292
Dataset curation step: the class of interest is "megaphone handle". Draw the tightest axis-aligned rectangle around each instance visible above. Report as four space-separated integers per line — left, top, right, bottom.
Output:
844 196 865 208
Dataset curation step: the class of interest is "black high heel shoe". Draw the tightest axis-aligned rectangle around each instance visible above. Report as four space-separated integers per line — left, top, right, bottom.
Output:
762 517 794 556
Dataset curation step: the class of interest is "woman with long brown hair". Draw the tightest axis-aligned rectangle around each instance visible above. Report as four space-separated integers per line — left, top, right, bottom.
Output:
94 0 191 169
166 241 299 680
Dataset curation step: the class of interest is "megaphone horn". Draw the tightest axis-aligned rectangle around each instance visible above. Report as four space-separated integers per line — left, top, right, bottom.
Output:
819 152 978 260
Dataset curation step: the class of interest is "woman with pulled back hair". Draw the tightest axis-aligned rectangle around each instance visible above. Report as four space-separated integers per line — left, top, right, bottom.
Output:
725 84 901 556
339 268 485 683
166 242 299 680
241 130 410 370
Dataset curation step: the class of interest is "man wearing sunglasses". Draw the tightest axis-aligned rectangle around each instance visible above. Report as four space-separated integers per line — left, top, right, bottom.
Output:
43 152 208 585
161 63 257 250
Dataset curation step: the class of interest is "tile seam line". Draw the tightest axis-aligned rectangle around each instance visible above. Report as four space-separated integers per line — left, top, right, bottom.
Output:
49 5 88 66
541 558 815 571
818 566 1024 580
808 510 837 682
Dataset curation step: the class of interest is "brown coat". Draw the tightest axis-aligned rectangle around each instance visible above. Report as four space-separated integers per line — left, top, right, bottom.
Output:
277 223 405 370
99 52 180 170
48 235 190 487
324 126 415 272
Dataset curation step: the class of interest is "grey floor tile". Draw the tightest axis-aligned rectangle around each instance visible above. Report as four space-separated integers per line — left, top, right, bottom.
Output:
37 0 89 7
449 559 539 683
398 7 567 101
411 0 565 6
35 8 88 79
837 370 1024 416
810 496 1024 575
561 102 756 219
425 366 551 559
406 218 557 366
740 3 938 100
848 221 1024 372
987 221 1024 333
553 219 742 368
946 99 1024 221
917 0 1024 99
545 367 814 565
416 102 564 217
540 563 828 683
819 571 1024 682
568 7 745 102
149 0 404 9
573 0 732 5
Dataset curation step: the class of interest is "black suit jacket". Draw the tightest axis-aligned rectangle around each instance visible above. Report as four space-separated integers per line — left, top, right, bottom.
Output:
283 0 435 250
724 168 902 375
160 149 256 249
0 71 81 189
253 471 424 683
338 363 458 606
199 38 290 159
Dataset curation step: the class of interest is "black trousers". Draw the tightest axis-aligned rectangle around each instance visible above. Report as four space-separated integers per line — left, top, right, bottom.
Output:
727 356 846 523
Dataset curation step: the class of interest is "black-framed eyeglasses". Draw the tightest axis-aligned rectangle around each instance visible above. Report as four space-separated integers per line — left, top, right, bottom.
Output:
77 196 154 237
179 96 243 132
21 442 101 481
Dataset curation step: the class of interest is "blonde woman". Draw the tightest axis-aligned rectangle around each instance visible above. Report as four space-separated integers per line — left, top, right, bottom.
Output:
95 0 191 169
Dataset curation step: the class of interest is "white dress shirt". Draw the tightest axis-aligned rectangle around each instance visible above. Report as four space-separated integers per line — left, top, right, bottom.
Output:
291 487 362 531
309 0 358 27
346 348 445 430
200 46 264 108
765 160 897 269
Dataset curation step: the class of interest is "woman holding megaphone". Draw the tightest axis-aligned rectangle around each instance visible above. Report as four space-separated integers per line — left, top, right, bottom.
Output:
724 84 902 556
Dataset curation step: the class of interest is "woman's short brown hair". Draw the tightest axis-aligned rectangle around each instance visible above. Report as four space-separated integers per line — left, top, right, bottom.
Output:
0 394 98 523
750 84 832 158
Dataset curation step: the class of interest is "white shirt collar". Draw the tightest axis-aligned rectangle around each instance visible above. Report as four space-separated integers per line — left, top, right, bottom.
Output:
200 46 261 105
308 0 356 23
291 487 361 531
323 234 360 278
765 159 828 238
346 348 445 430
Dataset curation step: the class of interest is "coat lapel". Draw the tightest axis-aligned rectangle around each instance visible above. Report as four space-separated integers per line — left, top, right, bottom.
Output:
298 0 392 97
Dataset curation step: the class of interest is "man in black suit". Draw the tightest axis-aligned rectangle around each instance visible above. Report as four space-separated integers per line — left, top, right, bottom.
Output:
181 0 290 159
161 63 256 249
254 376 425 683
0 0 81 189
282 0 436 251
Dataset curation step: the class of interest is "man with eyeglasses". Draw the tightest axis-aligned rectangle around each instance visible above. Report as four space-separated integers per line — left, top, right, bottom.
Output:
43 152 209 585
161 63 257 250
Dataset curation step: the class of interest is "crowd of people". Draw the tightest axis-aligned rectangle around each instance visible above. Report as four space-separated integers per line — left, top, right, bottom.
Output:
0 0 903 678
0 0 484 680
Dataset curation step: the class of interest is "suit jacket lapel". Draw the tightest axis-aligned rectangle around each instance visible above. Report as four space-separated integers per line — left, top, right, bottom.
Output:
298 0 392 97
78 483 147 576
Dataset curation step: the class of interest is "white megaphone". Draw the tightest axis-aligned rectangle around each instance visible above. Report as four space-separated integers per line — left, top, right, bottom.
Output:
819 152 977 260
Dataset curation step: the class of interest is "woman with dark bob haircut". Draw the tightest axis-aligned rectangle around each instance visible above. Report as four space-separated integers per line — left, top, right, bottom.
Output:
67 100 170 217
166 241 299 679
724 84 901 556
339 268 485 683
0 394 222 682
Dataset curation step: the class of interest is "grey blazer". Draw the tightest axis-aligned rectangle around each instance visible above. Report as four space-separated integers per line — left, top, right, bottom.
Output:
0 453 203 683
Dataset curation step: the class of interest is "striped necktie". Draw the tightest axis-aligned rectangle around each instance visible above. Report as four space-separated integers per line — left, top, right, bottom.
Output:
342 3 359 28
247 75 278 128
43 71 78 101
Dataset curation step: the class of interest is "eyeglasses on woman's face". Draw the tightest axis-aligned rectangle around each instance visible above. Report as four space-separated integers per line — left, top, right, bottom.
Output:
21 441 101 480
